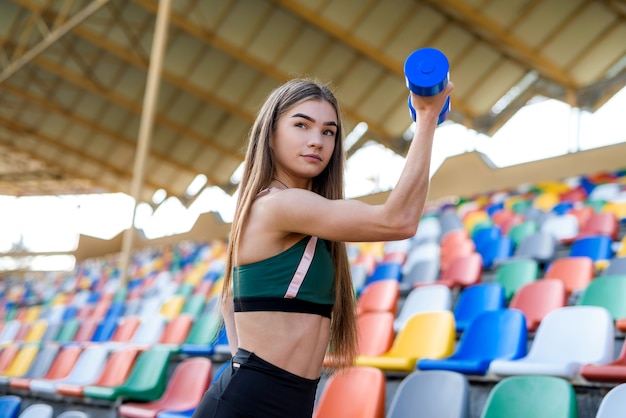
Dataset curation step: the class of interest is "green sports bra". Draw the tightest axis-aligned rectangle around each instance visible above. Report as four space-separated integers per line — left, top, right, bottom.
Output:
233 236 335 318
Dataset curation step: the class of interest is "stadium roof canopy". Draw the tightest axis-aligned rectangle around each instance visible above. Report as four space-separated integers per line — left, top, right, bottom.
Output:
1 0 625 204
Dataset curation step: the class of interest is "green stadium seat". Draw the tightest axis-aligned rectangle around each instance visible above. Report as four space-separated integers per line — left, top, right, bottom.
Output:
480 375 577 418
83 344 172 402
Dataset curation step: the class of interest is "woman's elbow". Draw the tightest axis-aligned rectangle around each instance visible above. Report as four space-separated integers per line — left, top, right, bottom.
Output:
386 218 419 241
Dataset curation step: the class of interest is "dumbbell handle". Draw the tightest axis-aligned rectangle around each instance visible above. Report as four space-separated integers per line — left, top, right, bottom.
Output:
404 48 450 124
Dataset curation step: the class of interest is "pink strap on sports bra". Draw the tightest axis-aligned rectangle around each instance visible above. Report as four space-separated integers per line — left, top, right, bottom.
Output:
284 236 318 298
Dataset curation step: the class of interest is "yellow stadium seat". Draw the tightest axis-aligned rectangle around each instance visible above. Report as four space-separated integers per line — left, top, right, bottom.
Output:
464 210 490 233
533 192 559 212
210 278 225 298
23 320 48 343
1 344 39 378
355 311 455 373
50 294 67 306
602 201 626 222
184 265 205 287
159 295 186 320
535 180 570 194
23 306 42 323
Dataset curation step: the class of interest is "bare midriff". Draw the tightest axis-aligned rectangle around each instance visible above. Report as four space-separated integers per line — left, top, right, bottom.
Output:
235 310 331 380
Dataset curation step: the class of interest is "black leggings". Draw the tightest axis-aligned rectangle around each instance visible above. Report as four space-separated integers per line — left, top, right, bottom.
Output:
192 348 320 418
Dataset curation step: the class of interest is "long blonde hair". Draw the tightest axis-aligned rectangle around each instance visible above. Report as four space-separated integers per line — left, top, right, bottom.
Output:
222 78 357 369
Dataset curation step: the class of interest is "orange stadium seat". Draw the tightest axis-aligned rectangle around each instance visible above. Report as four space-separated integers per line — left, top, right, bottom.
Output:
118 357 212 418
313 367 385 418
508 279 567 332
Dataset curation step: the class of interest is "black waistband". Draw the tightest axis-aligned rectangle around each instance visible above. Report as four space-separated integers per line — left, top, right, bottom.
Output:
234 297 333 318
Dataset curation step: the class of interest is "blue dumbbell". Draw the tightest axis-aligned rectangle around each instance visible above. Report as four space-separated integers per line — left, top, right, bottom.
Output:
404 48 450 125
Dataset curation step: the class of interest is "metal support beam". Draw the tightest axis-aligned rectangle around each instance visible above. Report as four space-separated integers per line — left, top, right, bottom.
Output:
118 0 172 286
0 0 111 85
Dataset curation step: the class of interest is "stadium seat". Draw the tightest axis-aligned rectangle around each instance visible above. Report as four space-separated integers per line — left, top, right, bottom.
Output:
513 231 557 265
356 312 394 357
0 345 21 377
480 375 578 418
313 366 385 418
16 403 53 418
366 261 403 285
577 275 626 321
400 242 440 292
180 294 206 317
355 311 455 373
83 344 172 402
464 210 490 234
576 211 619 240
580 338 626 383
179 312 221 356
543 256 595 297
29 344 109 395
156 410 195 418
602 257 626 276
569 235 614 264
393 285 451 332
56 346 139 398
603 200 626 223
589 183 621 202
70 317 100 344
412 215 442 244
488 306 614 379
159 295 185 320
509 279 566 332
0 395 21 418
452 283 506 333
0 321 22 345
594 382 626 418
417 309 527 375
385 370 469 418
158 314 193 347
440 235 475 274
109 316 141 344
127 315 167 349
0 344 39 382
325 311 394 368
493 259 539 301
21 320 47 343
507 220 538 249
54 319 80 343
439 210 465 238
8 344 59 390
25 345 82 392
427 252 483 290
56 412 89 418
118 357 212 418
540 213 579 243
568 205 594 229
356 280 399 315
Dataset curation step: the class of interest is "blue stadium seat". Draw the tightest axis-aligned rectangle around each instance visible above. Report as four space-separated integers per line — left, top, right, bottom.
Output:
569 234 614 263
453 283 506 332
0 395 21 418
417 309 527 375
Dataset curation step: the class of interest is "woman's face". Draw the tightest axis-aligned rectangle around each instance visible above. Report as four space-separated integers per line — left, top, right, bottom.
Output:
271 99 337 184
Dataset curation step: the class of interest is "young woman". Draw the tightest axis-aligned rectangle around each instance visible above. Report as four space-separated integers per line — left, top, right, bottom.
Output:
192 77 453 417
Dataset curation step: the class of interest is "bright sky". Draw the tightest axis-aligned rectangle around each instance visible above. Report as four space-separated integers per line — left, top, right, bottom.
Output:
1 86 625 272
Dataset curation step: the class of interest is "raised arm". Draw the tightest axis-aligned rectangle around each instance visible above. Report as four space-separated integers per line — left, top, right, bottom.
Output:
256 82 454 244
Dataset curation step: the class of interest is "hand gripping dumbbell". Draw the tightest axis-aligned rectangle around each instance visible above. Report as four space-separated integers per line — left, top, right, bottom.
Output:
404 48 451 125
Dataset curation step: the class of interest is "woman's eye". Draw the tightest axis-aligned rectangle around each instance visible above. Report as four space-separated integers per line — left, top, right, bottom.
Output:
324 129 336 136
295 122 306 128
